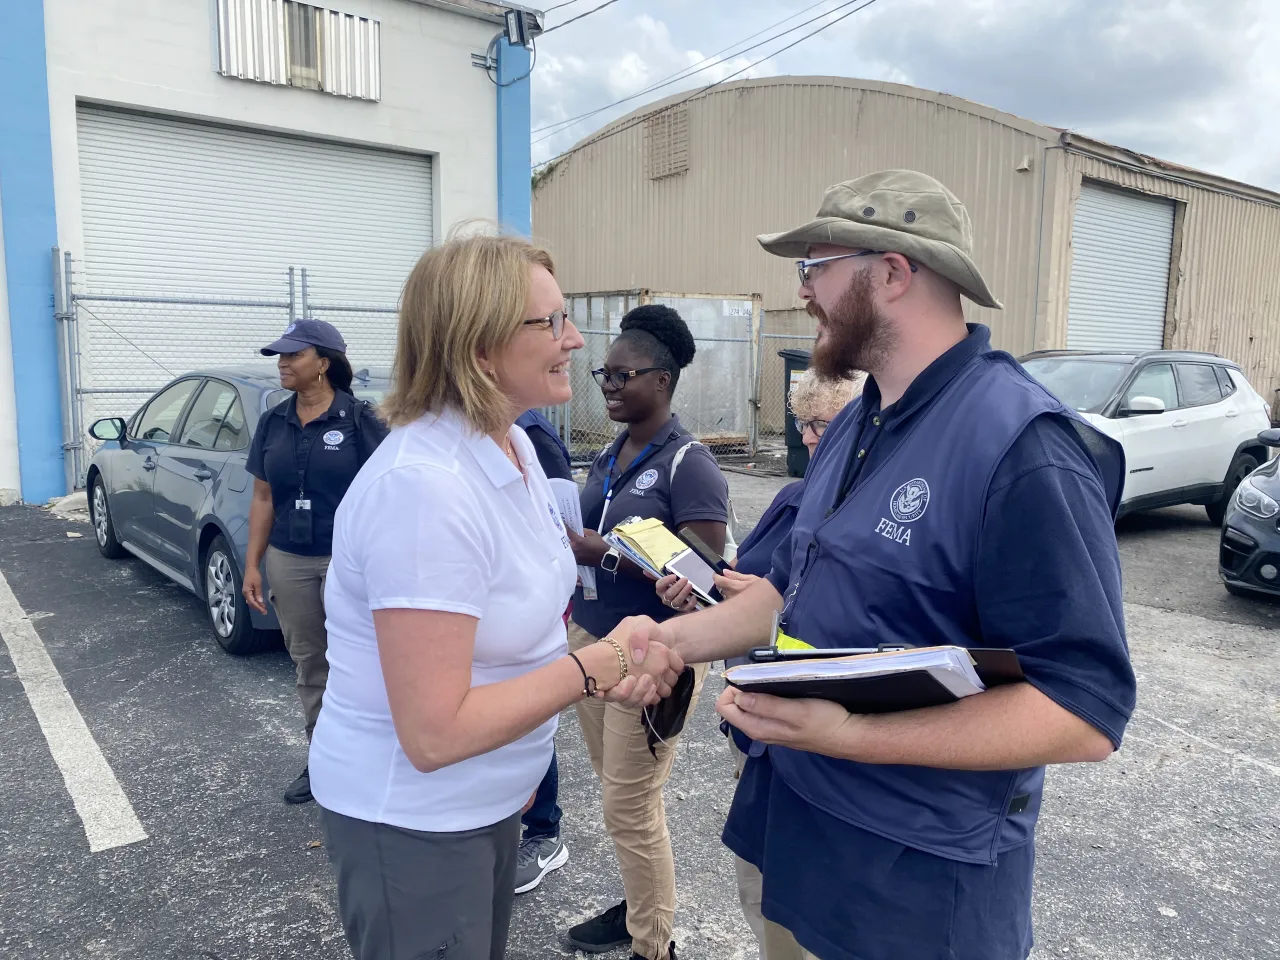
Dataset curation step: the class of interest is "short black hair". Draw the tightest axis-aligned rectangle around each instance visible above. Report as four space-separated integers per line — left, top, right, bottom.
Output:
315 345 354 393
617 304 696 394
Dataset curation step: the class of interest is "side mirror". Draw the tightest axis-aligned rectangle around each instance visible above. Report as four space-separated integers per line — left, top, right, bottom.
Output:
1259 428 1280 448
89 417 127 442
1123 396 1166 415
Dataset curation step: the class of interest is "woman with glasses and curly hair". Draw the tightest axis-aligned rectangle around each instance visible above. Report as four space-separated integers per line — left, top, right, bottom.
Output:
564 305 729 960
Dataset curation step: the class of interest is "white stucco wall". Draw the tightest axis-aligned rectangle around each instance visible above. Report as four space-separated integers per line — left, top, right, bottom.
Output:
42 0 501 262
0 187 21 505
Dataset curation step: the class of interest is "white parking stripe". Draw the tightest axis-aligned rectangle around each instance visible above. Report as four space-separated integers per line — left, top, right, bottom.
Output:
1139 711 1280 778
0 565 147 852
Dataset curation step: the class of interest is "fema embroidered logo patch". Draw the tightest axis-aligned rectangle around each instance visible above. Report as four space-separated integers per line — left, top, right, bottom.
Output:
635 469 659 490
889 478 930 523
284 322 297 335
322 430 344 447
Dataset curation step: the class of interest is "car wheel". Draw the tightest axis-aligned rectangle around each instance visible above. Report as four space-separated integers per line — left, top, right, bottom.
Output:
1206 453 1259 526
204 535 277 655
91 477 127 559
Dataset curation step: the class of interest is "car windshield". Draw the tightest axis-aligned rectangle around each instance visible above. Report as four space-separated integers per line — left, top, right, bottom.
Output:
1021 358 1130 413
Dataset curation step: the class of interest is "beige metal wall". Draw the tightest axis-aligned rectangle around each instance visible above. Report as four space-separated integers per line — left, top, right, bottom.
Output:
1039 148 1280 402
536 77 1280 406
533 78 1053 357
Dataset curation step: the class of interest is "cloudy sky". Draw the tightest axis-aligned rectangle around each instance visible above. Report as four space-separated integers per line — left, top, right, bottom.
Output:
529 0 1280 191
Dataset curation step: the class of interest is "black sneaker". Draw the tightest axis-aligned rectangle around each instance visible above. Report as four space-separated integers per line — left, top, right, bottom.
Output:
630 941 676 960
284 765 313 804
567 900 630 954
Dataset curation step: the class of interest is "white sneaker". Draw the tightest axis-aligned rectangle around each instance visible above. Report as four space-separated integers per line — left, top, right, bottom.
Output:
514 835 569 894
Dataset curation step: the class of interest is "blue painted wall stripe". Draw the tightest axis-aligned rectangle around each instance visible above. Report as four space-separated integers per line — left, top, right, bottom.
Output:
495 38 532 238
0 0 65 502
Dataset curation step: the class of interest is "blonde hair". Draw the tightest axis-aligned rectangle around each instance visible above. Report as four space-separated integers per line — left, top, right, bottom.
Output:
382 229 555 434
788 368 865 422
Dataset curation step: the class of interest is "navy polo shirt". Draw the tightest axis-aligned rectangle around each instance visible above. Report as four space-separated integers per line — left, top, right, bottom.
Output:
572 415 729 638
722 478 806 750
735 479 804 579
726 328 1134 960
247 391 388 557
516 410 573 482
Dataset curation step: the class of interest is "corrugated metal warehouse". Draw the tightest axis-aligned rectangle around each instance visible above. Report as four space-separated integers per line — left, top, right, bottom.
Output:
532 76 1280 438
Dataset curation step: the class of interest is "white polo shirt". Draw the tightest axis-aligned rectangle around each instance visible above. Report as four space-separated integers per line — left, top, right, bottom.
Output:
310 408 578 832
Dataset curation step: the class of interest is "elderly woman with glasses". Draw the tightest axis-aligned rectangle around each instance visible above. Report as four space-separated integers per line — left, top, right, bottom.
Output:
654 365 862 959
309 233 685 960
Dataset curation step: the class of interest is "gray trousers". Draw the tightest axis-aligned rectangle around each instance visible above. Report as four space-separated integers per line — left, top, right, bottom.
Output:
264 545 329 739
320 806 521 960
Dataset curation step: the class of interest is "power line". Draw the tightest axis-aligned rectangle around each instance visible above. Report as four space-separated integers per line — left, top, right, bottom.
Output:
532 0 853 141
532 0 845 140
541 0 624 35
544 0 591 10
535 0 884 168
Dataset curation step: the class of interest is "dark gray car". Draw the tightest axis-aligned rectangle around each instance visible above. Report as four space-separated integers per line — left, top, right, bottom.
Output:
85 367 389 654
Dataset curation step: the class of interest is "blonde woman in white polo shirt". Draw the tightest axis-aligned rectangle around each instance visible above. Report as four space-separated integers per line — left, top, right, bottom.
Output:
310 232 685 960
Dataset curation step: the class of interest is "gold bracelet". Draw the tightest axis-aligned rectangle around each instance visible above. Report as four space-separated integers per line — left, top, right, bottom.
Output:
603 637 629 684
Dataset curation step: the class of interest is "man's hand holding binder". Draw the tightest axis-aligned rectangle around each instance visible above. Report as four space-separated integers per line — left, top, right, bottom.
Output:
608 588 1117 772
716 685 856 757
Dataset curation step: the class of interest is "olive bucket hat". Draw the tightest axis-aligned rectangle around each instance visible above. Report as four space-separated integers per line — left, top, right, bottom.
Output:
757 169 1002 309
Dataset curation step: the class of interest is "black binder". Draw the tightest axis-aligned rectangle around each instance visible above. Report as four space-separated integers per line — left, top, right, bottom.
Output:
724 648 1024 714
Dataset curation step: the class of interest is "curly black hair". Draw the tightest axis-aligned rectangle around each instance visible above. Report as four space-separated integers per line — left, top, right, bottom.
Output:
617 304 696 395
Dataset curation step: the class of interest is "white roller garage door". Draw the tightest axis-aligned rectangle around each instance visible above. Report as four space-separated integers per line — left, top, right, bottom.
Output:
74 106 432 417
1066 182 1174 352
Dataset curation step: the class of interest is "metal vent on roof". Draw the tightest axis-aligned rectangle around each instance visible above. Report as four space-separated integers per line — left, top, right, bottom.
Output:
216 0 381 102
645 105 689 181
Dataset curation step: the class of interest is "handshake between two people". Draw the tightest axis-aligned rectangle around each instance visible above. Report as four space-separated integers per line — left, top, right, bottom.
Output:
596 615 684 710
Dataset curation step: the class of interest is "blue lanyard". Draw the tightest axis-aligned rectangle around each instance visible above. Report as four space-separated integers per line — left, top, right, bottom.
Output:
599 441 657 524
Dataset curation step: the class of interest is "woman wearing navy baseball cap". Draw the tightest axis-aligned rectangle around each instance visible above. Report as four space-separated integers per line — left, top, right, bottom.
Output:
243 318 389 804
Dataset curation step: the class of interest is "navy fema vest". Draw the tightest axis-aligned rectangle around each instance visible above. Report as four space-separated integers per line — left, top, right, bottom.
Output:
772 346 1123 865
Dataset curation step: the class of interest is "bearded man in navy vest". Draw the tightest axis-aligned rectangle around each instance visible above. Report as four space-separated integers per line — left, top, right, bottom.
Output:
615 170 1137 960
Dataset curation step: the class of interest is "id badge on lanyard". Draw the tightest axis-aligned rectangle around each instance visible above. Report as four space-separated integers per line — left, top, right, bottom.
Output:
586 442 657 599
290 494 314 545
290 423 319 546
597 441 657 530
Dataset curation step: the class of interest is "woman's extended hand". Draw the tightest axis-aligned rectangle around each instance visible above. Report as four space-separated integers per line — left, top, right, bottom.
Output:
654 574 698 613
568 527 610 567
712 568 759 601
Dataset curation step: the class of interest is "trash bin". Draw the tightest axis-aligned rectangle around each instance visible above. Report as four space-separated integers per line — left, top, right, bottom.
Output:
779 348 812 477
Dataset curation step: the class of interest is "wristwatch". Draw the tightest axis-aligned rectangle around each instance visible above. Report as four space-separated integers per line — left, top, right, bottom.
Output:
600 546 622 573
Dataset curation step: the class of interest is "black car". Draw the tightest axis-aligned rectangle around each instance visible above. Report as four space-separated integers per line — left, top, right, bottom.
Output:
86 367 389 653
1219 429 1280 598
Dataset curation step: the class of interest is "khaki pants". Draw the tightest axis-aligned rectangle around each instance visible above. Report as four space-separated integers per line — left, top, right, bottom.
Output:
762 921 821 960
728 738 766 960
569 624 709 960
264 545 330 739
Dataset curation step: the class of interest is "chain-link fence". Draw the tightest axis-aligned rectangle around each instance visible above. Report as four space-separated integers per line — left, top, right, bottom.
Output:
548 290 761 464
753 308 817 452
63 257 399 486
55 254 804 484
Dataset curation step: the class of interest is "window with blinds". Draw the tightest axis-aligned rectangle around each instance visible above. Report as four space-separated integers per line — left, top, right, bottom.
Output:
215 0 381 102
645 105 690 181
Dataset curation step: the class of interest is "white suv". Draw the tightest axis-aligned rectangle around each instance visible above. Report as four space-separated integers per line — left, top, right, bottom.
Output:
1020 350 1272 524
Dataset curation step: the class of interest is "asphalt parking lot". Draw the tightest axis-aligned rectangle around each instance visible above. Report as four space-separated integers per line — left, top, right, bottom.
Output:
1 473 1277 960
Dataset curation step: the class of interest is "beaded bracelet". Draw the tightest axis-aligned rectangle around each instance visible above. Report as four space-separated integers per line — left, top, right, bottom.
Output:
567 652 596 698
